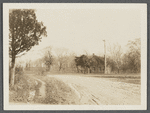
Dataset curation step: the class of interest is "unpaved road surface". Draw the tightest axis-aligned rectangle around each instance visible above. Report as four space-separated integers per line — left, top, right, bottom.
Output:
47 75 141 105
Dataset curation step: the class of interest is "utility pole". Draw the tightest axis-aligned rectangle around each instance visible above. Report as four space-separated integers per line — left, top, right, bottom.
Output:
103 40 106 74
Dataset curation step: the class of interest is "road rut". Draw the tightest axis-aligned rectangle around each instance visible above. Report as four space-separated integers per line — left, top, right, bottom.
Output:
48 75 141 105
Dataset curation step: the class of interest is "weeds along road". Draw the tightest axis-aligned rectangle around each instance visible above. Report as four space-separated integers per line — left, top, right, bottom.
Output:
47 74 141 105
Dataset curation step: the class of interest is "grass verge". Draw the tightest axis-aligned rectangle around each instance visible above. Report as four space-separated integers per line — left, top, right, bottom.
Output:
9 74 42 103
35 75 80 105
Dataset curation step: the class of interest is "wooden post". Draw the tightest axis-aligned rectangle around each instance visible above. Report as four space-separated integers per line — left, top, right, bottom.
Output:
103 40 106 74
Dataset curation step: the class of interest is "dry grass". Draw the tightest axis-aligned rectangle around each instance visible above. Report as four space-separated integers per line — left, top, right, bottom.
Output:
35 75 80 105
10 68 140 105
9 74 42 103
10 69 80 105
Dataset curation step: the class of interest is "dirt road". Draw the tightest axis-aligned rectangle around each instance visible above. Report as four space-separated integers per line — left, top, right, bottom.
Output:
47 75 141 105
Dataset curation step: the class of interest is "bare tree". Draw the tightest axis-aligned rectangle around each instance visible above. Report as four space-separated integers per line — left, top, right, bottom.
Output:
55 48 68 71
123 38 141 73
25 60 31 70
43 46 53 71
68 52 77 73
108 43 123 73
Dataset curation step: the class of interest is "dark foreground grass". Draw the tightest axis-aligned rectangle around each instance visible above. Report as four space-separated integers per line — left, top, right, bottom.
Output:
9 74 42 103
10 69 80 105
35 75 80 105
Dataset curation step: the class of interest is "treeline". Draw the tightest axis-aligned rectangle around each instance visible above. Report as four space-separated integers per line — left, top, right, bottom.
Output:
26 53 104 74
16 38 140 74
107 38 141 73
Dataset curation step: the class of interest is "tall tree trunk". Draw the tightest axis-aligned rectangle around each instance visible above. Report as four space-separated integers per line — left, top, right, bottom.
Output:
10 26 16 86
10 55 15 86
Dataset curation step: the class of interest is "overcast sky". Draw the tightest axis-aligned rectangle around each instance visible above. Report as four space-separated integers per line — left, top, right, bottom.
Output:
17 4 141 62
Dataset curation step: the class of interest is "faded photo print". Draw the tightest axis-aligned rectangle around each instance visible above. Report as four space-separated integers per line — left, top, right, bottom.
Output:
3 3 147 110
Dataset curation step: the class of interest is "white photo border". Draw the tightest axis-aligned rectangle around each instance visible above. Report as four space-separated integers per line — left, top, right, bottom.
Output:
3 3 147 110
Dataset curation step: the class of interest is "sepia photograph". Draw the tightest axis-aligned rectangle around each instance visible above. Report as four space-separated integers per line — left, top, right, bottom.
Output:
3 3 147 110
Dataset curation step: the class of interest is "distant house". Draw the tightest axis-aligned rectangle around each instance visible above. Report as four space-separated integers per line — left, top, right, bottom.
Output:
89 54 105 73
75 54 105 74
